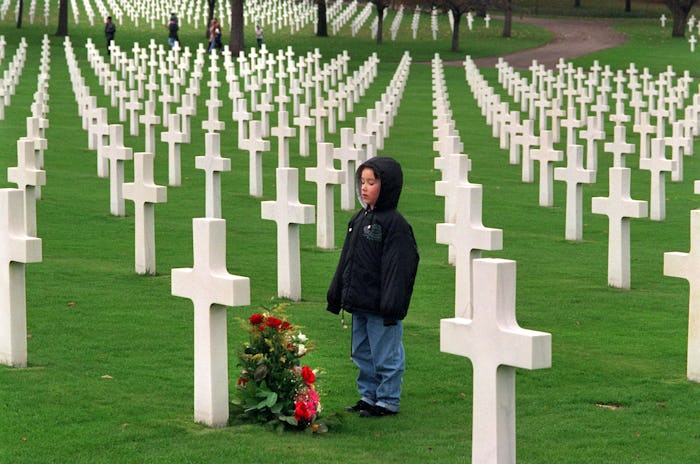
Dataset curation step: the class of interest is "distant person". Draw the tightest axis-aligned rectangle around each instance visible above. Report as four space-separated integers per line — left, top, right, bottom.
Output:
167 13 179 49
255 24 263 48
208 18 222 53
104 16 116 55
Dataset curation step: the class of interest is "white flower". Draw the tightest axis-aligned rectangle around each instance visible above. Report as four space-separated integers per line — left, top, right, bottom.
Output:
297 344 307 357
297 332 308 343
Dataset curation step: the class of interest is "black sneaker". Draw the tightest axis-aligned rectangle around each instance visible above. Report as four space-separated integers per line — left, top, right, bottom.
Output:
358 405 398 418
344 400 373 413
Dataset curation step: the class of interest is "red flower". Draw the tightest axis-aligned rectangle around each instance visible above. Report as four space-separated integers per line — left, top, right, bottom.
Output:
294 400 314 421
249 313 264 325
280 321 292 330
301 366 315 385
265 317 283 329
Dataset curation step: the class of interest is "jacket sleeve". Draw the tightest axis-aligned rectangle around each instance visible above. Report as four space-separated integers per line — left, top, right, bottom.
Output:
326 214 358 314
379 218 419 321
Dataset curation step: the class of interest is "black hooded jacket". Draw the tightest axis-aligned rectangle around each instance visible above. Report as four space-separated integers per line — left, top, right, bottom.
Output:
326 157 419 324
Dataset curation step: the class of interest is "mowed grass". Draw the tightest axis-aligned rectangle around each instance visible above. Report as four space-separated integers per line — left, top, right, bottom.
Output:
1 4 700 464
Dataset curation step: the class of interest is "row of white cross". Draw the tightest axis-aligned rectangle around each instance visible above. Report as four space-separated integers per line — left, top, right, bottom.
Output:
0 37 27 120
431 53 551 464
54 35 411 425
0 35 51 369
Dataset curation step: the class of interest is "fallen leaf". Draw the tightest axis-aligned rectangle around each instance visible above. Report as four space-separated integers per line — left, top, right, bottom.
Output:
21 437 27 443
595 403 622 410
26 334 32 339
102 374 113 380
374 432 381 438
121 423 129 428
459 392 467 397
657 402 666 408
68 301 76 307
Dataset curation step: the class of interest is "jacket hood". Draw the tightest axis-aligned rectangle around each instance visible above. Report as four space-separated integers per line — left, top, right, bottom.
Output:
356 157 403 211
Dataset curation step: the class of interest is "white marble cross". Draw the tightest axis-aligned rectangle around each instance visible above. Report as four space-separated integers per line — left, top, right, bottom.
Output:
271 110 296 167
633 111 655 159
125 89 142 136
305 142 345 249
334 127 363 211
171 218 251 427
554 144 596 241
123 152 167 275
666 121 689 182
440 258 551 464
240 120 270 198
639 138 676 221
311 99 328 143
0 188 42 368
102 124 134 216
8 138 46 237
232 98 252 150
292 102 314 157
161 113 188 186
529 130 563 207
591 167 648 289
261 168 315 300
195 132 231 219
139 99 161 154
578 115 605 172
604 124 635 168
90 107 110 178
202 100 225 134
436 184 502 319
560 105 583 147
664 200 700 381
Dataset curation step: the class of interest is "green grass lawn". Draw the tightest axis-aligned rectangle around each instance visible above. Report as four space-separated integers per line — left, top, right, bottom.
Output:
2 4 700 463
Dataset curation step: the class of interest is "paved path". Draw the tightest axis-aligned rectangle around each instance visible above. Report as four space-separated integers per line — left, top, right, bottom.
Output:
472 17 628 70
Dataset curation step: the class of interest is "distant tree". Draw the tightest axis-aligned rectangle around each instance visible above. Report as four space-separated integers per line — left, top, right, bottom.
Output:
56 0 69 36
16 0 23 28
207 0 216 38
501 0 512 38
370 0 391 44
664 0 698 37
625 0 631 12
574 0 581 7
229 0 244 55
317 0 328 37
434 0 479 52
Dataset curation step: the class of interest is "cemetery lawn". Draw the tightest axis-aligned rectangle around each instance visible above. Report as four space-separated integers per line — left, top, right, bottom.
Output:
3 10 700 464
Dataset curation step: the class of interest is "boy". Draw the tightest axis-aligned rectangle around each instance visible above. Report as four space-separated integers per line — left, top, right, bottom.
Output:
327 157 419 417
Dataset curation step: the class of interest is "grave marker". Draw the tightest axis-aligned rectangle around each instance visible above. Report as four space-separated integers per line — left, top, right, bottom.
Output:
529 130 563 207
102 124 134 217
195 132 231 219
592 167 648 289
554 144 596 241
441 258 551 464
123 152 167 275
436 184 502 319
171 218 251 427
261 168 315 300
0 189 42 368
305 142 345 249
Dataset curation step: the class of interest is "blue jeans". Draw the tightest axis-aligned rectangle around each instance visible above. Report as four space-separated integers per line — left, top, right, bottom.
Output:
351 312 405 412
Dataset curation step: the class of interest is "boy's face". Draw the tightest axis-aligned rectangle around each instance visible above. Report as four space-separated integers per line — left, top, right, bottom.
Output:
360 167 381 209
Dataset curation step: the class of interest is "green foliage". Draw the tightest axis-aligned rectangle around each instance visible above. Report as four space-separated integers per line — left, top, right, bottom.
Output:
232 308 320 430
